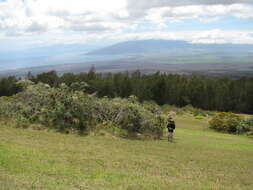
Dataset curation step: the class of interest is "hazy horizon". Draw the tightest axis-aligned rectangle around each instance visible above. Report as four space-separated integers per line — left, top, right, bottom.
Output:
1 0 253 70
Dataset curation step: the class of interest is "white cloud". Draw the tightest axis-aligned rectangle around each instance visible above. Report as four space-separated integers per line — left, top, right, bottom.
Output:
0 0 253 45
96 29 253 45
0 0 128 35
144 4 253 23
127 0 253 19
127 0 253 11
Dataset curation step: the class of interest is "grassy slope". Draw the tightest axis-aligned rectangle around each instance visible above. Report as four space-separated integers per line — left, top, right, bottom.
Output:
0 116 253 190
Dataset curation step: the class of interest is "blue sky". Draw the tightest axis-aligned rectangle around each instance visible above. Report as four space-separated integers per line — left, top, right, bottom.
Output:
0 0 253 56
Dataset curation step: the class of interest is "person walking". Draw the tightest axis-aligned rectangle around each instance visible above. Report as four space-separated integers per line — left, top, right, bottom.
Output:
167 116 176 142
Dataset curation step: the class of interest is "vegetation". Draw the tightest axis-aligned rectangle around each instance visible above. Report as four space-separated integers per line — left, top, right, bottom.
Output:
1 116 253 190
1 70 253 113
29 69 253 114
0 81 165 139
0 76 21 96
1 70 253 138
209 112 253 135
0 70 253 189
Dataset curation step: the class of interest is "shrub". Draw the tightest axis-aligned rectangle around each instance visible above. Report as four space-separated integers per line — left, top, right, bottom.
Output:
0 83 166 139
237 118 253 134
16 79 35 90
92 97 166 139
178 104 214 117
0 82 94 134
209 112 240 133
161 104 179 114
143 100 163 114
209 112 253 134
195 115 204 120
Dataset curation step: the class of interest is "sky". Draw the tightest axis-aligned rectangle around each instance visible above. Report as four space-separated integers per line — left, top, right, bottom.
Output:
1 0 253 51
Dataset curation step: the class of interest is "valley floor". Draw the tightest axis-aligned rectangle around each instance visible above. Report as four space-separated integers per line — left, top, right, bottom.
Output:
0 116 253 190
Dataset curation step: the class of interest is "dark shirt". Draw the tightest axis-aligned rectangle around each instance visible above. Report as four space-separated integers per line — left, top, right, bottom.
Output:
167 121 175 132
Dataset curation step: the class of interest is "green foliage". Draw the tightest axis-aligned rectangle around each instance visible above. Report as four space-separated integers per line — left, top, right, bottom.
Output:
194 115 205 120
70 81 89 92
2 70 253 114
32 70 59 87
161 104 178 113
209 112 240 133
0 76 21 96
92 97 166 139
172 104 213 117
143 100 163 114
16 79 35 90
115 102 165 138
0 82 165 139
209 112 253 134
0 82 93 134
241 118 253 137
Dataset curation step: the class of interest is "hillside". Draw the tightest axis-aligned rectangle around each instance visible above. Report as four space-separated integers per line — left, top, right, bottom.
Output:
1 115 253 190
0 76 253 189
86 40 189 55
1 39 253 78
86 39 253 55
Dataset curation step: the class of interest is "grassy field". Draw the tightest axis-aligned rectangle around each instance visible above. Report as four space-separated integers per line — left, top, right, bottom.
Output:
0 116 253 190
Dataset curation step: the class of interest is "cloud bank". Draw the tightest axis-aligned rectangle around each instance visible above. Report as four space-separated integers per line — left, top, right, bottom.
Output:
0 0 253 45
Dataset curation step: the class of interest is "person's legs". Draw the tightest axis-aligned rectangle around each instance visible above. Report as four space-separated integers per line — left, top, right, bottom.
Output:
168 132 173 142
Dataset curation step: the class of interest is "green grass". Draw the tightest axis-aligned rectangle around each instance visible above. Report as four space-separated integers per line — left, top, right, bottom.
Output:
0 116 253 190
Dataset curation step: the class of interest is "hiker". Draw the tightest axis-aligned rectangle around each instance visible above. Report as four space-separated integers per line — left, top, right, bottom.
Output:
167 116 176 142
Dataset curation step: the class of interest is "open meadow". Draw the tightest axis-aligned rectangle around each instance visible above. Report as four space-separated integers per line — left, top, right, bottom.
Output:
0 115 253 190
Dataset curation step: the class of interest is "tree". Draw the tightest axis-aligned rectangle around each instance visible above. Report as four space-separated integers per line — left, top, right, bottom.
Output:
34 71 59 87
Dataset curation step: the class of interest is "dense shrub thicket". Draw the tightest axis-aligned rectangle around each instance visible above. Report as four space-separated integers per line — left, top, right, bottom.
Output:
209 112 253 135
0 81 166 139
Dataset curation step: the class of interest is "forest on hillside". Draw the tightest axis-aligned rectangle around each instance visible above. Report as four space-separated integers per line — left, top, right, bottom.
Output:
0 68 253 114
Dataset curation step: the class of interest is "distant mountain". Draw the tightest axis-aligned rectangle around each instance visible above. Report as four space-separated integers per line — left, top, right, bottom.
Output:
86 39 253 55
86 40 188 55
0 43 102 71
2 39 253 78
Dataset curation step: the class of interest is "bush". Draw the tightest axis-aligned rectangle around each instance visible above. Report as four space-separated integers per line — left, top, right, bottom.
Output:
209 112 253 134
0 83 166 139
195 115 204 120
177 104 214 117
92 97 166 139
0 82 94 134
237 118 253 134
143 100 162 114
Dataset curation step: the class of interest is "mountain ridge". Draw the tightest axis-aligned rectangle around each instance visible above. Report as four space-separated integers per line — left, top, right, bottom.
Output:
86 39 253 55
